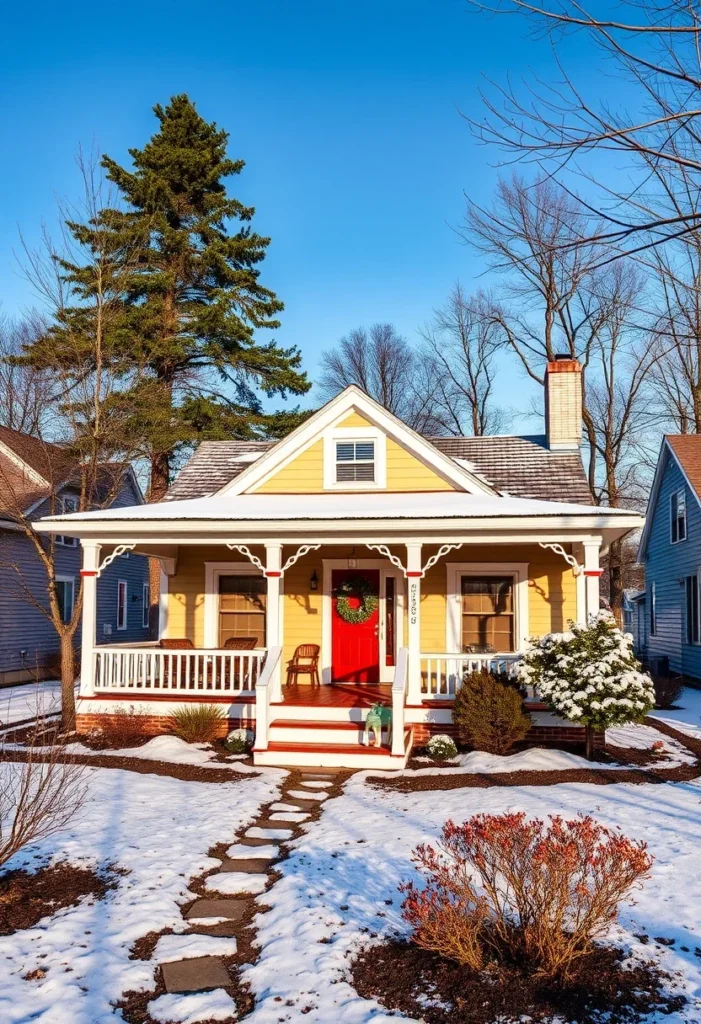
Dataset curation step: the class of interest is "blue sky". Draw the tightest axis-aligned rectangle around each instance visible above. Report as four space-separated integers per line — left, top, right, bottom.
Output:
0 0 599 426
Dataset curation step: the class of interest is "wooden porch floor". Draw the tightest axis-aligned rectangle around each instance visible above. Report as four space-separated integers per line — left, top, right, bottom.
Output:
274 682 392 707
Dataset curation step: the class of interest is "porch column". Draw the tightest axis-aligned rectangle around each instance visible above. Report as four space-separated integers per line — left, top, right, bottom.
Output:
406 542 423 703
79 541 101 697
265 542 283 700
583 540 602 623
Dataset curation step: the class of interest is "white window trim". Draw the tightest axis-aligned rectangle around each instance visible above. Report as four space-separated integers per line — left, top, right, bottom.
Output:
56 495 79 546
203 561 278 650
670 487 687 544
117 579 128 631
650 581 657 636
445 562 529 654
142 582 150 629
55 575 75 624
322 426 387 490
321 559 405 685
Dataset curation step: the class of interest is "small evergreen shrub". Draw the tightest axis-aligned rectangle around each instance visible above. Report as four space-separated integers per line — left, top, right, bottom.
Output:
401 812 652 979
426 734 458 761
453 668 530 754
169 704 225 743
224 728 253 754
653 674 684 709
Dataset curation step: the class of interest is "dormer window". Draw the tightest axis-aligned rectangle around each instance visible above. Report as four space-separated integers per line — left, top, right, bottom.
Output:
671 488 687 544
336 441 375 483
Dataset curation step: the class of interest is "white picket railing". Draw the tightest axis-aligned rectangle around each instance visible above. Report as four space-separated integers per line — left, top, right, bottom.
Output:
253 646 283 751
92 646 266 695
420 652 522 699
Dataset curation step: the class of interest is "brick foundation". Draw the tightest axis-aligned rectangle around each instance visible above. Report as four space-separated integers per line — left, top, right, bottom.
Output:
76 713 253 738
411 720 604 751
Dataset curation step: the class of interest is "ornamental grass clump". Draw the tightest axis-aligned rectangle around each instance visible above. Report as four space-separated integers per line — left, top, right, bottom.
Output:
169 704 225 743
453 668 530 754
400 812 652 980
520 612 655 758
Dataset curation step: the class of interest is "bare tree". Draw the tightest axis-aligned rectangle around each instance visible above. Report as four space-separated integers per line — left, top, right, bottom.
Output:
0 716 88 870
318 323 443 431
0 315 57 435
0 152 150 732
469 0 701 257
419 283 505 435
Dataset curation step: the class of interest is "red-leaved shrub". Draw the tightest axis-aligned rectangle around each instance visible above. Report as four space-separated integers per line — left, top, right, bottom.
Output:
400 812 652 978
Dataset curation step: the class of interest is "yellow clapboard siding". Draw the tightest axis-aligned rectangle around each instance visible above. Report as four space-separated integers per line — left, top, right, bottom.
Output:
337 412 373 428
253 439 324 493
385 437 455 491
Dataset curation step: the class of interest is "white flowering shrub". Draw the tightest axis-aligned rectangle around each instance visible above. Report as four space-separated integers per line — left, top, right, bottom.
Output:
520 612 655 731
426 734 458 761
224 727 254 754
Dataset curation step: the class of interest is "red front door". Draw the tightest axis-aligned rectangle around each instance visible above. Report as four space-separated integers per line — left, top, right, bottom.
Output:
331 570 380 683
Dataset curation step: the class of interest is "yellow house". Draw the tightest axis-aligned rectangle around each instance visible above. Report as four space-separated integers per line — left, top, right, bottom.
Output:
36 363 643 768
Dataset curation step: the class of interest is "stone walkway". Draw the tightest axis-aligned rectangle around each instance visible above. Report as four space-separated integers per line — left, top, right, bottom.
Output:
145 766 341 1019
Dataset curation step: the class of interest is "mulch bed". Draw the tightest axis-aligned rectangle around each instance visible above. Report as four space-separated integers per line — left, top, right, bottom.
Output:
0 749 257 784
351 939 686 1024
0 862 114 935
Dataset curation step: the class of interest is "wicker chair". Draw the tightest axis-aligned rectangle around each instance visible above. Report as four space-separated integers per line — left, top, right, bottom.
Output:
222 637 258 650
159 638 195 649
158 638 195 687
286 644 321 687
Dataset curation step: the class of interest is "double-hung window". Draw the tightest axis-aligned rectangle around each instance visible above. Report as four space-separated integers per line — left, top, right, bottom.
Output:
335 441 375 483
686 573 700 644
56 496 78 546
54 577 75 624
461 575 515 653
650 581 657 636
117 580 128 631
671 488 687 543
142 583 150 629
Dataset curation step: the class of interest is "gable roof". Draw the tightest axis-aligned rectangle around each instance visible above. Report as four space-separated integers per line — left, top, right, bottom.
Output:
164 432 593 504
214 386 495 497
638 435 701 559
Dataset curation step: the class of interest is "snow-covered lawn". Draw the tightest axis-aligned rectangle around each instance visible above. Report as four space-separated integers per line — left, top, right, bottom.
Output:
0 678 74 726
0 763 282 1024
651 685 701 741
245 774 701 1023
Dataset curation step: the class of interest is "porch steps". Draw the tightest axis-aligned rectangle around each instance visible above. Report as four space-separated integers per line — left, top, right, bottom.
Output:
253 725 413 769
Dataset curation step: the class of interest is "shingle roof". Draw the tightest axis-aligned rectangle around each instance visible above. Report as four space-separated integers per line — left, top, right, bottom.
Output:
164 434 593 504
0 427 77 517
665 435 701 499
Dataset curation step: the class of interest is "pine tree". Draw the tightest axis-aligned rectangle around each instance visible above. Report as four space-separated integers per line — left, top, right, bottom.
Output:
22 95 309 497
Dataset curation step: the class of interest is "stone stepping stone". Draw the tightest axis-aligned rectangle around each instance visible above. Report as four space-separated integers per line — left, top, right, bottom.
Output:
270 801 309 812
234 835 277 848
161 955 231 994
188 920 240 938
269 811 309 823
225 842 278 861
287 789 328 801
154 933 237 963
205 871 267 896
219 857 272 873
149 990 237 1022
185 898 247 923
247 824 294 839
298 780 333 788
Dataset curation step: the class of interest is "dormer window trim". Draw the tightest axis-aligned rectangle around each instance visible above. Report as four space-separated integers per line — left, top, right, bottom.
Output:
322 426 387 490
671 487 687 544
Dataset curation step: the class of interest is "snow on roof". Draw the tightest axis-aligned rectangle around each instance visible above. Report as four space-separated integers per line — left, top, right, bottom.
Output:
40 490 639 524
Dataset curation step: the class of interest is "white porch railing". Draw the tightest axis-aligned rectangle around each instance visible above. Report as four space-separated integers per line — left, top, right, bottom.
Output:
254 646 283 751
420 653 522 699
391 647 410 756
92 646 266 695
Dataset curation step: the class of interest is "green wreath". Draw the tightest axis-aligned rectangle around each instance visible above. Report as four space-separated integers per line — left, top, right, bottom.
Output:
336 574 379 625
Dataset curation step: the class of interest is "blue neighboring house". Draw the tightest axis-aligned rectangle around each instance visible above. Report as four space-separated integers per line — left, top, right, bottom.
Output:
0 425 151 685
638 435 701 679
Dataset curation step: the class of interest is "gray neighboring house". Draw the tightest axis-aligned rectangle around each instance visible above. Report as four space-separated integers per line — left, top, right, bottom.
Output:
638 435 701 679
0 426 151 685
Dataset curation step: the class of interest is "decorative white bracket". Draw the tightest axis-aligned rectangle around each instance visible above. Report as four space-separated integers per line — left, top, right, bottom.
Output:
227 544 265 573
282 544 320 573
97 544 135 577
366 541 464 577
538 542 583 576
227 542 321 576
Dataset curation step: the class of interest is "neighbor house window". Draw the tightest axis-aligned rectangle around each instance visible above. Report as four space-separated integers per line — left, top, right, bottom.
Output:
54 577 75 624
55 495 79 546
335 441 375 483
461 575 515 652
650 581 657 636
671 488 687 543
686 574 700 644
218 575 266 647
142 583 150 629
117 580 128 630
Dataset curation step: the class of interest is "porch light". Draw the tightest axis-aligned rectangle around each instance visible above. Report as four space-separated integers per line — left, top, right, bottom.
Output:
310 570 319 592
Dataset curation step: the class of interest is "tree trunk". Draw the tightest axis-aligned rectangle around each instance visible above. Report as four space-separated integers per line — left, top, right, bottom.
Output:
149 450 171 503
585 723 595 761
60 632 77 733
608 538 624 626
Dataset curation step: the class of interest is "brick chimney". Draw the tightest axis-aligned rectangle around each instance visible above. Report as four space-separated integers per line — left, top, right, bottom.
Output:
545 356 582 451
